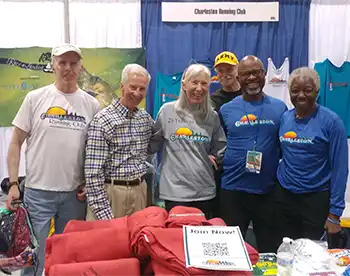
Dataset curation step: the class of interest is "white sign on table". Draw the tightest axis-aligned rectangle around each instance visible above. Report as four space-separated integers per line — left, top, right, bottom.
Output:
162 2 279 22
183 226 253 271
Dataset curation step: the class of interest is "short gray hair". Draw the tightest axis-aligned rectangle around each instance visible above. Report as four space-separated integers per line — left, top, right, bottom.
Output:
174 64 213 121
288 67 320 91
121 64 151 84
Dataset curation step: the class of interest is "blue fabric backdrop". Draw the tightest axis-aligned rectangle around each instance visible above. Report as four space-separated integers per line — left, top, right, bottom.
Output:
142 0 311 116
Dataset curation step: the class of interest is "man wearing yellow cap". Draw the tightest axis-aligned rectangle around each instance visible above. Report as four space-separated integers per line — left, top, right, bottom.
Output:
211 51 242 217
211 51 242 112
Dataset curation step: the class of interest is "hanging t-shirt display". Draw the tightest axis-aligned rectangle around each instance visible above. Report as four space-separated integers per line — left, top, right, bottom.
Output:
264 57 293 109
314 59 350 136
153 72 182 118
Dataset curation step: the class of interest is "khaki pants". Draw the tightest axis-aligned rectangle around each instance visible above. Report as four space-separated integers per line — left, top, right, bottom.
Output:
86 180 147 220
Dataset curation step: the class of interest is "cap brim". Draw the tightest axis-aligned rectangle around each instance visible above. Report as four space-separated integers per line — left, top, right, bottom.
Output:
52 50 82 59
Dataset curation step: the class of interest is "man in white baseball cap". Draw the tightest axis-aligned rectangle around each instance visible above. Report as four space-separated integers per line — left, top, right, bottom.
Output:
6 43 99 276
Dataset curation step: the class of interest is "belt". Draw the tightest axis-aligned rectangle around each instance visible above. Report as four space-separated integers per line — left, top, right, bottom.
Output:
105 176 145 186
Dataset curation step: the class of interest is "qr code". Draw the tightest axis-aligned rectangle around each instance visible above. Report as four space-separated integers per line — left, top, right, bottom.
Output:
202 242 230 256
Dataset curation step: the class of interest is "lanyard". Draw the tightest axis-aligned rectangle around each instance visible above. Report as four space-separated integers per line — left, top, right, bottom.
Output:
243 98 264 151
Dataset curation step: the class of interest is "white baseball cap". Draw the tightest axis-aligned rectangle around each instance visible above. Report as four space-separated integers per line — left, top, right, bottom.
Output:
51 44 82 58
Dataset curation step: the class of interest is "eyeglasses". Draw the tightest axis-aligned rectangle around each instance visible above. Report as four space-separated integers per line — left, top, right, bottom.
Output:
238 69 264 78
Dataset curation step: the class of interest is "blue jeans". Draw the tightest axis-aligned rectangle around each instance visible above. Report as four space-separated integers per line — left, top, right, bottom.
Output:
21 188 86 276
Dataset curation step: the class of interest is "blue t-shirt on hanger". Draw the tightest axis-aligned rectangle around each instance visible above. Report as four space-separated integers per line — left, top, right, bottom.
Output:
314 59 350 136
153 72 182 118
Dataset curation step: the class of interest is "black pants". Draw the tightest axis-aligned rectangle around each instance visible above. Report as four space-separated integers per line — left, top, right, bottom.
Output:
274 183 330 243
164 198 215 219
212 167 223 217
220 188 277 253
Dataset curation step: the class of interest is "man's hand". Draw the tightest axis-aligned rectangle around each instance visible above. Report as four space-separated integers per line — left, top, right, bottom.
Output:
209 155 219 170
6 185 20 210
324 213 342 234
77 184 86 201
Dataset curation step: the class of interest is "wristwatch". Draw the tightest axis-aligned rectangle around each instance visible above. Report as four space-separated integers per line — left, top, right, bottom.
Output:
7 181 20 191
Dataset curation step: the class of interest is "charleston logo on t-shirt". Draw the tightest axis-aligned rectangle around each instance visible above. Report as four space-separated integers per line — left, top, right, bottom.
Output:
40 106 87 131
170 127 209 143
280 131 313 144
235 114 275 127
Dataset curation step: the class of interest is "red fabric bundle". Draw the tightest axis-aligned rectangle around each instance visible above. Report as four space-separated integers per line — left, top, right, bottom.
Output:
64 217 127 233
45 207 257 276
45 226 131 276
49 258 140 276
128 206 168 249
165 206 211 228
134 227 254 276
207 218 227 226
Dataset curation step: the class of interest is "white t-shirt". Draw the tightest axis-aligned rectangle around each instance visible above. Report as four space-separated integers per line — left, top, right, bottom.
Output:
12 84 100 191
264 57 293 109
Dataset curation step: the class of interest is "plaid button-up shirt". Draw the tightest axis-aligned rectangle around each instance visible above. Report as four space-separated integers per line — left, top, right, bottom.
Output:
85 99 153 220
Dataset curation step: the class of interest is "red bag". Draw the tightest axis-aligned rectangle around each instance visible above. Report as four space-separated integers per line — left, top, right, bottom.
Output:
0 204 38 273
7 206 33 256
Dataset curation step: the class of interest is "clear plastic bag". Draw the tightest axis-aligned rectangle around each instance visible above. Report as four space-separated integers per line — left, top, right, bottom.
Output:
291 239 338 275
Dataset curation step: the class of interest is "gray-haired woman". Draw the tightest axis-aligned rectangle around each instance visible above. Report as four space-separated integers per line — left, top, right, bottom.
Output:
275 67 348 244
149 64 227 218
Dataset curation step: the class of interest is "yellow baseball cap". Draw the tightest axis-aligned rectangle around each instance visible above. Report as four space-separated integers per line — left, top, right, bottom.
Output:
214 51 238 67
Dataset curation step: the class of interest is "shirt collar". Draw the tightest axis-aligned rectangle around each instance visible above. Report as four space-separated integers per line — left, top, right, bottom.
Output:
112 98 139 118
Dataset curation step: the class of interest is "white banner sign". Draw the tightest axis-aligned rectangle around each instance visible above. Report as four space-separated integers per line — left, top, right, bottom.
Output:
183 226 253 271
162 2 279 22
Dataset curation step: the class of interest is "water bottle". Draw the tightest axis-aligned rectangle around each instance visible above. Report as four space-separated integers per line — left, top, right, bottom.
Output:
277 237 294 276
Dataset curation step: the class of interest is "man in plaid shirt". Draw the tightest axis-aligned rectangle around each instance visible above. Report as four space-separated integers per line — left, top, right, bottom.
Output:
85 64 153 220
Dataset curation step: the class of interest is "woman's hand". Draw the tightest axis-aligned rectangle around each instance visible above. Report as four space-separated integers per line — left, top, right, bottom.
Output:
209 155 219 170
324 214 342 234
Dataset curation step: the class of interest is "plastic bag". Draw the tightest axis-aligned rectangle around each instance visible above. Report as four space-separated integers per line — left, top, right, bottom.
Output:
291 239 338 275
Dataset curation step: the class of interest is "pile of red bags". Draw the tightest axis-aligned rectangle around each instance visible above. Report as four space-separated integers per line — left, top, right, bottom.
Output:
45 206 259 276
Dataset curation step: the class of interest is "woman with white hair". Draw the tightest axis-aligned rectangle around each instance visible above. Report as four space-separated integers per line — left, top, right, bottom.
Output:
149 64 226 218
275 67 348 243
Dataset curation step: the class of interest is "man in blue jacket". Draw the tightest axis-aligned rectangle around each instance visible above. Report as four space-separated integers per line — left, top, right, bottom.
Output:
220 55 287 252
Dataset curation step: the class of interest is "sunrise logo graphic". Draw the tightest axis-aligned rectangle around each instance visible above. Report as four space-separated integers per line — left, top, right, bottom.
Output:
283 131 297 139
280 131 313 144
203 260 236 266
175 128 193 136
240 114 257 122
170 127 209 143
210 75 219 83
235 114 275 127
40 106 86 122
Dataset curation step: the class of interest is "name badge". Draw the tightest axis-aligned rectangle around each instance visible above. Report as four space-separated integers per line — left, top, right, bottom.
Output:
246 151 262 174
